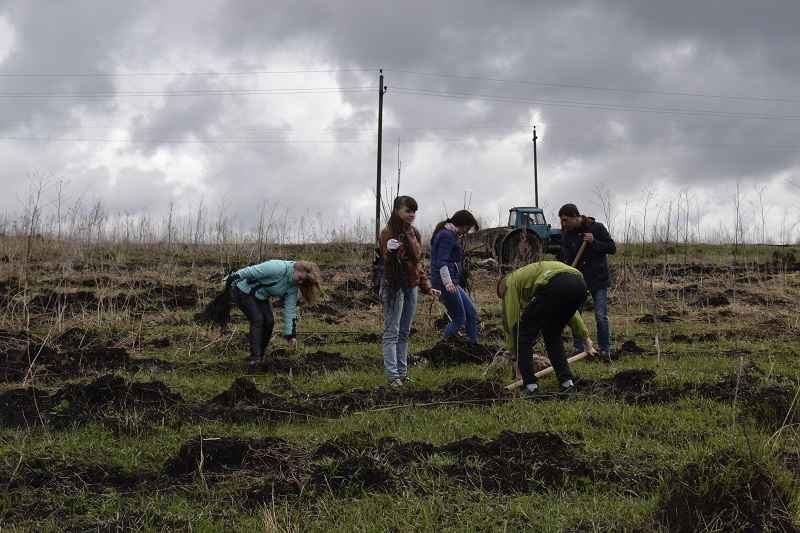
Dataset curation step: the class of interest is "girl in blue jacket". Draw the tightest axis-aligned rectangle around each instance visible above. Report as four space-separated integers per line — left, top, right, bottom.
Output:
430 210 480 341
224 260 323 364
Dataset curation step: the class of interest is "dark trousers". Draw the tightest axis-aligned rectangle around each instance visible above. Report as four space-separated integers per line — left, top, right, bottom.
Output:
514 273 588 386
232 286 275 358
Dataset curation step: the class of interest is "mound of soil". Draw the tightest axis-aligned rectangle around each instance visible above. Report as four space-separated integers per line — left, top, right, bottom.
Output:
163 429 622 500
0 343 132 382
255 349 350 373
659 449 798 532
150 284 200 309
163 435 300 477
417 337 497 367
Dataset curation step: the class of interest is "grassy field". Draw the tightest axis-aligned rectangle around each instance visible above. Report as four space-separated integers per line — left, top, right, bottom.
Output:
0 241 798 532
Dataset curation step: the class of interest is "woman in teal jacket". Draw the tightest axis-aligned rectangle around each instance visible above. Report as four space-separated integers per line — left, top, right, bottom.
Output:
224 260 322 364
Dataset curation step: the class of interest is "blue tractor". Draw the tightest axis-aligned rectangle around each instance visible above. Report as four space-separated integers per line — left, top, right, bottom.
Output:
462 206 563 265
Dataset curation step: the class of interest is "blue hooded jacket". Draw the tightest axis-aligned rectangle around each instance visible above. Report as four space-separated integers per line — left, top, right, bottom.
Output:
232 260 299 338
430 227 463 286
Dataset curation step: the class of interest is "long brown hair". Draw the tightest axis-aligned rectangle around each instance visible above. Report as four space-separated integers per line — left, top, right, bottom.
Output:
430 209 479 245
385 196 421 300
294 261 324 305
387 195 422 262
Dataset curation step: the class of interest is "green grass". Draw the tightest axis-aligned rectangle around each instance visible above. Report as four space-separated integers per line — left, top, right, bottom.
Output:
0 242 798 531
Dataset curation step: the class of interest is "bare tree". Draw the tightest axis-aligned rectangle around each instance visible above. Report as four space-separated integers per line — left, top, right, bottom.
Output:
15 171 55 259
193 196 207 247
732 176 747 261
638 186 657 251
52 175 71 242
751 184 773 245
66 185 90 243
163 199 177 253
778 205 798 246
85 198 107 247
676 185 695 261
591 182 616 237
255 199 278 260
214 194 232 250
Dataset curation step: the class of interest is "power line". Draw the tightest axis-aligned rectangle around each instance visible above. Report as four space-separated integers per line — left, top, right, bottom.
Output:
3 122 799 139
0 123 375 132
0 134 795 149
2 65 793 106
384 68 800 105
390 87 800 121
0 87 372 98
0 68 377 78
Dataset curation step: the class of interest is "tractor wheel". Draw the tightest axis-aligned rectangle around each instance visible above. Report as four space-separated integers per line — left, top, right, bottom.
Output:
501 232 542 265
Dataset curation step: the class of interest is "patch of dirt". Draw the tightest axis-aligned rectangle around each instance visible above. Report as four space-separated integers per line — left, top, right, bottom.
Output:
27 290 99 313
53 327 104 349
417 337 497 367
0 343 132 383
636 311 680 323
253 349 350 373
163 435 301 477
150 284 200 310
617 339 647 355
160 429 624 500
310 456 395 495
610 369 656 392
48 374 183 429
5 369 794 434
694 293 730 308
658 449 799 532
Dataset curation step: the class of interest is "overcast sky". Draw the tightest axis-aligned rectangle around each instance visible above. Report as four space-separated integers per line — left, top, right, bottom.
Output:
1 0 799 243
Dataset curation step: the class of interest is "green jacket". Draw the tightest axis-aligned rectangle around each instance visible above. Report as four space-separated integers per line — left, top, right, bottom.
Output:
500 261 590 351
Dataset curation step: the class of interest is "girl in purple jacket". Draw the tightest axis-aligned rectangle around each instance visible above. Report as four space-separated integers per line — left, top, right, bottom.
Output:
430 210 480 341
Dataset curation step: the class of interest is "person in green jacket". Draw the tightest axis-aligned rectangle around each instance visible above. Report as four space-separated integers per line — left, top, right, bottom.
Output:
224 260 323 364
499 261 596 397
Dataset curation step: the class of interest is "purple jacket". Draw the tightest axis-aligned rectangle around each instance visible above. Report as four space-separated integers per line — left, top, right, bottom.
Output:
430 228 463 286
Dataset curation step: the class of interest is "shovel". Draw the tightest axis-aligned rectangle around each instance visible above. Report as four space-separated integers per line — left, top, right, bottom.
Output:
504 239 594 390
571 240 589 268
505 350 591 390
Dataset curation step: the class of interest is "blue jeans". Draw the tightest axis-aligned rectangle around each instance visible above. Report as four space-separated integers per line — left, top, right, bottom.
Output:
573 287 611 354
435 284 478 341
381 281 418 378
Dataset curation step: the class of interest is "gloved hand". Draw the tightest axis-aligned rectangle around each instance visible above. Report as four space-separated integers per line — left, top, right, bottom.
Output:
387 238 400 251
224 272 240 290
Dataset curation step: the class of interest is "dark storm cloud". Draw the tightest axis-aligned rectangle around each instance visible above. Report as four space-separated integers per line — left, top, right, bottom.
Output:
0 0 798 241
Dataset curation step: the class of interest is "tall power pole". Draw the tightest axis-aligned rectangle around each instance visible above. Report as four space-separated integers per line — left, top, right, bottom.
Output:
533 127 539 208
375 70 385 242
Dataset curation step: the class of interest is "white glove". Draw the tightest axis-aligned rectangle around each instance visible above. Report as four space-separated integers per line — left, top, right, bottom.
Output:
387 239 400 251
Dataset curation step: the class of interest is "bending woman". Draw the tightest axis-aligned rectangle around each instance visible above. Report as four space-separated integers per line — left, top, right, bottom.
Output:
224 260 323 364
430 210 480 341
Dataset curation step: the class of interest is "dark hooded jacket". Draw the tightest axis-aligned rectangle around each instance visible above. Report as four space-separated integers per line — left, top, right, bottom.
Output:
562 216 616 291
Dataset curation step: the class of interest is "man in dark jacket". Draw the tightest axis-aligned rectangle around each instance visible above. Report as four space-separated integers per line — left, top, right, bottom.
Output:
558 203 616 360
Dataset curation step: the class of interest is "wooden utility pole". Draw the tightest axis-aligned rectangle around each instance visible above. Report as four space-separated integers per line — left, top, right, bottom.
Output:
533 127 539 207
375 70 386 242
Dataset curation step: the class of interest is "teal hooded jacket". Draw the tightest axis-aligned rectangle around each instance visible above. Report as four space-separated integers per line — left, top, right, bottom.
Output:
232 260 299 338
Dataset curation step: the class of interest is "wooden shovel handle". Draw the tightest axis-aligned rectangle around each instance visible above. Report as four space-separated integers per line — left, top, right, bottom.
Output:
571 240 589 268
505 350 591 390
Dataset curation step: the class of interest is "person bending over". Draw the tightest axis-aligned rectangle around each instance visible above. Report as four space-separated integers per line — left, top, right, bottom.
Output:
499 261 596 397
225 260 323 365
